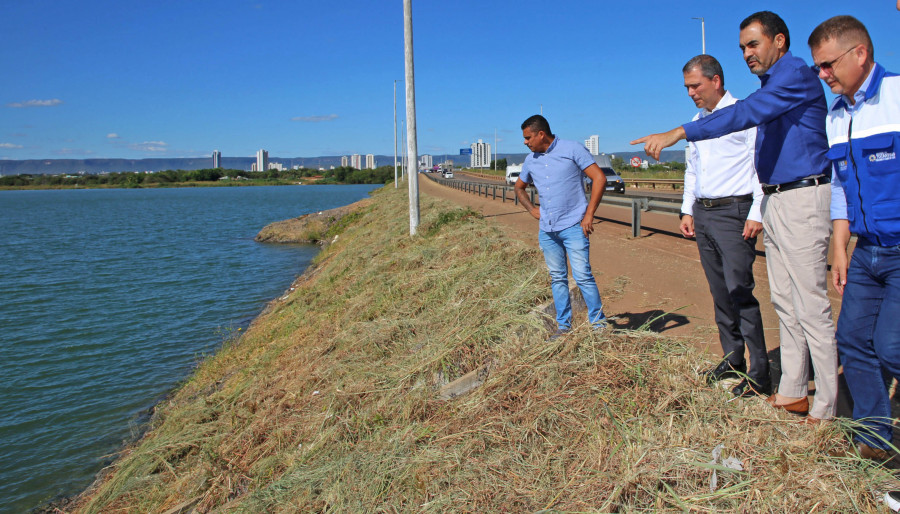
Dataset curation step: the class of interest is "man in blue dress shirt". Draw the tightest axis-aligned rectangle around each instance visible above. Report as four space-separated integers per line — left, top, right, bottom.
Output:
514 115 608 334
632 11 838 422
810 15 900 460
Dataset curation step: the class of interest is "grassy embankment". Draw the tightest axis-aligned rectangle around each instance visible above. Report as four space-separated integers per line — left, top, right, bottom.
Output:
71 184 894 512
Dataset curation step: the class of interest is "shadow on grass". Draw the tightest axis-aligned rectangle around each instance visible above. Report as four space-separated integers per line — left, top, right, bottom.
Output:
612 309 690 332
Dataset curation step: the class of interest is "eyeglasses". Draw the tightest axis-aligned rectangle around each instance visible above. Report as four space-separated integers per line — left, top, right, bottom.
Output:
811 46 857 74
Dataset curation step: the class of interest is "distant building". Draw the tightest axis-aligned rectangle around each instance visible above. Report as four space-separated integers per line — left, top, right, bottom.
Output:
419 154 433 170
341 155 349 167
585 135 600 156
268 162 284 171
365 154 375 169
351 154 362 170
212 150 221 168
256 149 268 173
470 139 491 168
251 162 258 172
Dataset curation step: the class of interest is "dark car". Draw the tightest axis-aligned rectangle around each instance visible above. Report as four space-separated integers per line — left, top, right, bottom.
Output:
601 167 625 193
583 167 625 194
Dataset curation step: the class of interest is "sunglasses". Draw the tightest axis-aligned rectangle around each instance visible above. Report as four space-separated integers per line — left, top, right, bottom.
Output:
811 46 856 74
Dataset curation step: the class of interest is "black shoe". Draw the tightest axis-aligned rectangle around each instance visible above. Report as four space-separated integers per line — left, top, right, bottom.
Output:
702 360 746 384
731 378 772 397
546 329 569 342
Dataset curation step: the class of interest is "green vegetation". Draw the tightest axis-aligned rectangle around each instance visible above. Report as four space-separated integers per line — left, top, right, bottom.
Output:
611 156 686 180
69 185 896 512
0 165 397 189
459 167 505 178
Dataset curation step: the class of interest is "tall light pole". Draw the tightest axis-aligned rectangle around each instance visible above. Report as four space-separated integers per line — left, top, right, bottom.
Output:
692 17 706 54
403 0 420 235
494 128 497 171
393 79 399 188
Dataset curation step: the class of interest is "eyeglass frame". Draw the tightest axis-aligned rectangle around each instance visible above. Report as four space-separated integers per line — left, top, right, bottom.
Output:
811 45 859 75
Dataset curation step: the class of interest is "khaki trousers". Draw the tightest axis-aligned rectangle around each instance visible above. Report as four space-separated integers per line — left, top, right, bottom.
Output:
761 183 838 419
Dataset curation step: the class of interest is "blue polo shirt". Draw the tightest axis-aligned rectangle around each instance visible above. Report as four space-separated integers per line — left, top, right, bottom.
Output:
682 51 831 185
520 137 595 232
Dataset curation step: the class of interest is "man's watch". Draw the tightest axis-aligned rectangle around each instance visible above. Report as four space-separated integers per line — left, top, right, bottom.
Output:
679 212 687 220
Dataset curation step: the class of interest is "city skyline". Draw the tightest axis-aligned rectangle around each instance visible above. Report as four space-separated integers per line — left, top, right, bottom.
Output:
2 1 898 161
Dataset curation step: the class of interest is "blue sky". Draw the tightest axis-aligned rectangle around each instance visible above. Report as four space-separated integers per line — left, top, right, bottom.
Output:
2 0 899 161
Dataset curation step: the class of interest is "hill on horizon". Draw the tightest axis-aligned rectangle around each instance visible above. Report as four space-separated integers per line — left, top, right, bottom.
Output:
0 150 684 176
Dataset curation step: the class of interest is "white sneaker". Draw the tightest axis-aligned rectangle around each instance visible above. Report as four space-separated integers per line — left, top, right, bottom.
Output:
884 491 900 512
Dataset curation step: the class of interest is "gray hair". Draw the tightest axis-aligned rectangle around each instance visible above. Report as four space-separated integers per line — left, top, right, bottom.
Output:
682 54 725 88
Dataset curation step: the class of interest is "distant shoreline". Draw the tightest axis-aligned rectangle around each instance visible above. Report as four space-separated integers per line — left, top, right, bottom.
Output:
0 179 385 191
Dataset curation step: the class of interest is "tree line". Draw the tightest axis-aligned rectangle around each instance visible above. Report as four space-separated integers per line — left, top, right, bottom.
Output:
0 165 398 188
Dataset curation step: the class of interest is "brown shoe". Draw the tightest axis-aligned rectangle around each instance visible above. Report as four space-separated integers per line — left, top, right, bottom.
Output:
765 394 809 416
857 442 895 463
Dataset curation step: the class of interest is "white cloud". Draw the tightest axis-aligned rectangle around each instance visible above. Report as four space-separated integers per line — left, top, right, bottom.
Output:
53 148 94 156
107 133 120 139
7 99 63 108
291 114 339 122
130 141 169 152
0 142 23 149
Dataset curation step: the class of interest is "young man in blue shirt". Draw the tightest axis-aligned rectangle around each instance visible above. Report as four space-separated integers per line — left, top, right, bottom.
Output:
514 115 608 334
810 15 900 460
632 11 839 421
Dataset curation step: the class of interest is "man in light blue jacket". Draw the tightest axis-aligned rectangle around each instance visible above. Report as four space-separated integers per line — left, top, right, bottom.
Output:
810 15 900 461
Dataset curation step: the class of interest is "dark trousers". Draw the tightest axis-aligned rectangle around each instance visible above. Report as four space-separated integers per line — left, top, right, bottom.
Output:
694 200 769 384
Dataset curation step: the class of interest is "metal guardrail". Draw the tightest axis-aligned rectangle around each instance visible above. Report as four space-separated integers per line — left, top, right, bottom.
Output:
456 171 685 191
424 173 681 237
625 178 683 190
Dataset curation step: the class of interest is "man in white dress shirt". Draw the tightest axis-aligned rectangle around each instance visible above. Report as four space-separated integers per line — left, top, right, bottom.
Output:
679 54 770 398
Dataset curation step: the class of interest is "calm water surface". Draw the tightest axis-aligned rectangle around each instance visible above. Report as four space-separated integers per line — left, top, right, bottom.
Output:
0 184 378 512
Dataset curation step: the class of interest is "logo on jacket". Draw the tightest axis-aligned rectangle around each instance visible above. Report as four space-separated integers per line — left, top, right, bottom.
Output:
837 159 848 171
869 151 896 163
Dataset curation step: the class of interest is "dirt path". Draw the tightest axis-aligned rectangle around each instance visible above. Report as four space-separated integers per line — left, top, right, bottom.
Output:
418 175 846 364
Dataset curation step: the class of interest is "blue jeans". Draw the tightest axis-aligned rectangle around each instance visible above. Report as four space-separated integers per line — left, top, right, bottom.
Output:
836 239 900 449
538 224 604 330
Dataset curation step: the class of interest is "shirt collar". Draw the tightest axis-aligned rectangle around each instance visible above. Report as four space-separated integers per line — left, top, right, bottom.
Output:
759 50 793 85
703 90 735 115
536 137 558 156
843 65 875 108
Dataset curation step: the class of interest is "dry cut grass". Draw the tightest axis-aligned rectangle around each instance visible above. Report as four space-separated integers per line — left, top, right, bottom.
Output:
71 184 897 513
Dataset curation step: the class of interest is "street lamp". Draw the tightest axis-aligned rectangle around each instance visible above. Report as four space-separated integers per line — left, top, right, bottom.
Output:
394 79 399 188
692 17 706 55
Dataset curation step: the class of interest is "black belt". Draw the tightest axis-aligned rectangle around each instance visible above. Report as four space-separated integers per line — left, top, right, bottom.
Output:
695 194 754 208
762 176 830 195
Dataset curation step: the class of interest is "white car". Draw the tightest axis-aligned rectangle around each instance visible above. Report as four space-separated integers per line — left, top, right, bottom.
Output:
505 164 523 185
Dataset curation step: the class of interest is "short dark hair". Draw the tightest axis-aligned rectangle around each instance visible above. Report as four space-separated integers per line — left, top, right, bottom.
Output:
521 114 552 136
682 54 725 88
808 15 874 61
740 11 790 50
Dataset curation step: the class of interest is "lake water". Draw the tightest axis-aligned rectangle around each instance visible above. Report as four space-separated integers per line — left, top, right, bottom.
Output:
0 184 378 512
